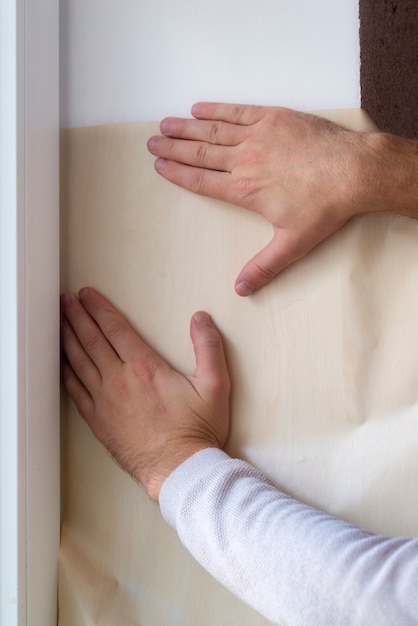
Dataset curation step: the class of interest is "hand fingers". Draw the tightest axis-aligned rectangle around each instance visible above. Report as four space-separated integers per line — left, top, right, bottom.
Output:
60 312 102 393
147 135 233 172
153 158 238 204
189 311 230 395
235 228 307 296
157 117 246 146
76 287 160 365
61 292 121 371
61 356 95 421
191 102 266 126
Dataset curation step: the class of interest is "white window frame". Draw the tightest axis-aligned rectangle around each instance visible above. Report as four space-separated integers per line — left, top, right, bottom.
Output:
0 1 60 625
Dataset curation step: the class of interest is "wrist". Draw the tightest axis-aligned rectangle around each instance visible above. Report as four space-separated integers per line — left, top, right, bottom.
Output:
141 442 218 502
355 131 418 218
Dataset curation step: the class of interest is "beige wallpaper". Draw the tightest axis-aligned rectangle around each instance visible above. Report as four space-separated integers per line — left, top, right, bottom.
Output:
59 112 418 625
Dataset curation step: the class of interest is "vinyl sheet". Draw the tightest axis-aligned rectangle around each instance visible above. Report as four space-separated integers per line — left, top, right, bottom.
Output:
59 111 418 625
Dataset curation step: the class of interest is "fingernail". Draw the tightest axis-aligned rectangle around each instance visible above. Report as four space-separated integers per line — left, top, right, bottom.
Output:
147 136 159 150
193 311 211 324
60 292 74 307
79 287 91 302
155 158 167 171
160 118 172 133
191 103 202 116
235 281 256 296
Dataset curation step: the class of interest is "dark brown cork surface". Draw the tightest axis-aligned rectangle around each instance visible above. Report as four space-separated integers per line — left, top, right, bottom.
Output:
359 0 418 138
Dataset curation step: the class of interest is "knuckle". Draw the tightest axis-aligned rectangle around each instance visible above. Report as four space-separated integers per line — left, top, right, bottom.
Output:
208 373 230 396
190 168 208 194
74 359 92 382
83 330 102 351
208 121 222 144
244 140 264 164
252 262 278 282
109 373 128 399
232 104 264 125
233 176 259 204
203 332 223 351
131 354 159 383
279 232 307 263
105 317 125 340
195 142 208 166
231 104 246 123
265 106 291 127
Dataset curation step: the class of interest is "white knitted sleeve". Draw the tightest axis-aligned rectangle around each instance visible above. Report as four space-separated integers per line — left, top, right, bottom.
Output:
159 448 418 626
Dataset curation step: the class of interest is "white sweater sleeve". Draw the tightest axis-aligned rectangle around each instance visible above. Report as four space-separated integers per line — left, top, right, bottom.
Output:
159 448 418 626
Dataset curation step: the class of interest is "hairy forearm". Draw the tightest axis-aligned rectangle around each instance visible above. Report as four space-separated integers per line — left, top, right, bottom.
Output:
358 132 418 219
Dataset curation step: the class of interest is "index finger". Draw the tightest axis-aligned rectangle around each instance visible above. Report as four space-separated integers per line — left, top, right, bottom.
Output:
78 287 157 364
61 292 120 371
154 158 239 205
191 102 266 126
157 117 246 146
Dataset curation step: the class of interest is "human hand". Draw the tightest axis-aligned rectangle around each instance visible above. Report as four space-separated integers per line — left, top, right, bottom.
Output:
147 103 375 296
60 287 230 501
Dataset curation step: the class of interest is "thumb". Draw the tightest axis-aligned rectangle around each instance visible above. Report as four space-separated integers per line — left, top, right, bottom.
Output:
189 311 230 393
235 227 305 296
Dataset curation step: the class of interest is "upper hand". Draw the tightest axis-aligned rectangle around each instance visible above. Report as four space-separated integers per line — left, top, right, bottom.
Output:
60 287 230 501
147 103 374 295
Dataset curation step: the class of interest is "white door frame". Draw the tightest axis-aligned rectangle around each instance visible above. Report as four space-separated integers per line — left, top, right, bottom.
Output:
0 1 60 625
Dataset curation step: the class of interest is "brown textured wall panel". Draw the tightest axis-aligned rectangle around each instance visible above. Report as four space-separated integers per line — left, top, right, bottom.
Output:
360 0 418 138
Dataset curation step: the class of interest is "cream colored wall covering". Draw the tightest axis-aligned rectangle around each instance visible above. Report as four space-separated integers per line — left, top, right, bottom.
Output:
59 111 418 625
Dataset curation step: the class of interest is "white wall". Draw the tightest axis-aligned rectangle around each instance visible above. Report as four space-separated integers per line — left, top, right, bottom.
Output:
60 0 360 127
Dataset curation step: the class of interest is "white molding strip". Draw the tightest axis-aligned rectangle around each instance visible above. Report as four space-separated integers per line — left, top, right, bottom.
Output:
0 1 22 622
0 1 60 625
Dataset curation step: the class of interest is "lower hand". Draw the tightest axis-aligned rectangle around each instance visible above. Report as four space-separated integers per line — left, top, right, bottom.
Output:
60 287 230 501
147 103 375 295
